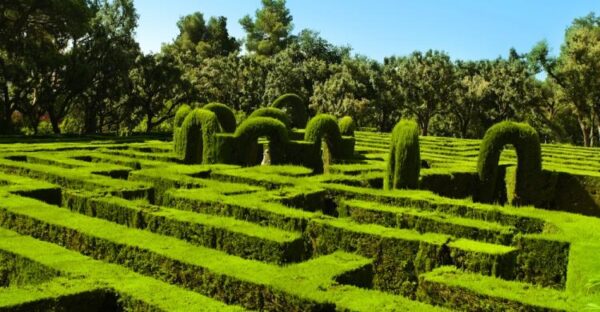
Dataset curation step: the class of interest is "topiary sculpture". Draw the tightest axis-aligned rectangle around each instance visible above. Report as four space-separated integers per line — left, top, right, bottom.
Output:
233 117 289 165
304 114 344 159
272 93 308 128
338 116 356 136
175 108 221 164
248 107 292 129
203 103 237 133
476 121 542 205
173 104 192 156
384 120 420 190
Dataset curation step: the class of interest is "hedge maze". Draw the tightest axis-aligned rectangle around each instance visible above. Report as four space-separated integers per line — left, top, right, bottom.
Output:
0 105 599 311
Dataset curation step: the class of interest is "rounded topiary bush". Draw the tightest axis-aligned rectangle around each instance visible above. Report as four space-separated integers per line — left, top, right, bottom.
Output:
384 120 420 190
248 107 292 129
234 117 290 165
272 93 308 129
476 121 542 205
338 116 356 136
175 108 221 164
203 102 237 133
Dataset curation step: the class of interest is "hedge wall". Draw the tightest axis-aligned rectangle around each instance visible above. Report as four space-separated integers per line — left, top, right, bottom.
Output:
248 108 292 130
175 109 221 164
203 103 237 133
271 94 308 128
476 121 542 206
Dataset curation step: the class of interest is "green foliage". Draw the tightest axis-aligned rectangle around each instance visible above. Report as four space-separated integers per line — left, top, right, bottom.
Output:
248 107 292 129
384 120 421 190
304 114 343 158
239 0 293 56
271 93 308 128
233 116 290 165
173 104 192 128
476 121 542 205
338 116 356 136
169 12 239 60
203 102 237 133
175 108 221 164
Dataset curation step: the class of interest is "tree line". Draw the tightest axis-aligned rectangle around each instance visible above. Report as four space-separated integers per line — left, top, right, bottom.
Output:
2 0 600 146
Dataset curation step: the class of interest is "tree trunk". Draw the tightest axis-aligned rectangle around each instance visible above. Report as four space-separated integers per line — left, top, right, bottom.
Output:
580 121 590 147
83 105 97 134
419 117 429 136
146 115 153 133
48 109 61 134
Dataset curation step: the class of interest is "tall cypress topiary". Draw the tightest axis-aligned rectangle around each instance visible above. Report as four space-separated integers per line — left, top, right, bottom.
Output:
476 121 542 205
338 116 356 136
385 120 420 190
203 103 237 133
175 108 221 164
248 107 292 129
272 93 308 128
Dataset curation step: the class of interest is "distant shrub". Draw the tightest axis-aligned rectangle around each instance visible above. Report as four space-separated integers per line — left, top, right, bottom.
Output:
338 116 356 136
248 107 292 129
59 116 84 135
203 102 237 133
234 117 289 165
175 109 221 164
476 121 542 205
37 121 54 135
384 120 420 190
271 93 308 128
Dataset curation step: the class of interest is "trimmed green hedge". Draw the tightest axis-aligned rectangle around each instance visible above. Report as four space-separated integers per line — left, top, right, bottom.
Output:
271 93 308 129
304 114 352 160
173 104 192 156
173 104 192 128
175 109 221 164
476 121 542 205
248 108 292 129
338 116 356 136
233 117 290 165
385 120 420 190
203 102 237 133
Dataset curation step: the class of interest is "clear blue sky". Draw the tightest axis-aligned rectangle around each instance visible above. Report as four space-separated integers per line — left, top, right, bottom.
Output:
134 0 600 61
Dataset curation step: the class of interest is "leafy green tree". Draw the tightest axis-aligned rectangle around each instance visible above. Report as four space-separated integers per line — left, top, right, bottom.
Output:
310 57 382 126
385 50 455 136
0 0 91 133
70 0 140 134
128 53 190 132
530 13 600 146
240 0 293 56
168 12 239 61
189 54 240 108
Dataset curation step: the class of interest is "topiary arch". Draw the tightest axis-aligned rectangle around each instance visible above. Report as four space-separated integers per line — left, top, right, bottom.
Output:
173 104 192 156
248 107 292 129
203 102 237 133
304 114 343 159
175 108 221 164
271 93 308 128
233 117 290 165
338 116 356 136
476 121 542 205
384 120 421 190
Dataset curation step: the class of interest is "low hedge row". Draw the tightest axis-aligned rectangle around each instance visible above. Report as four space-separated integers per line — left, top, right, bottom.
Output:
62 190 307 264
